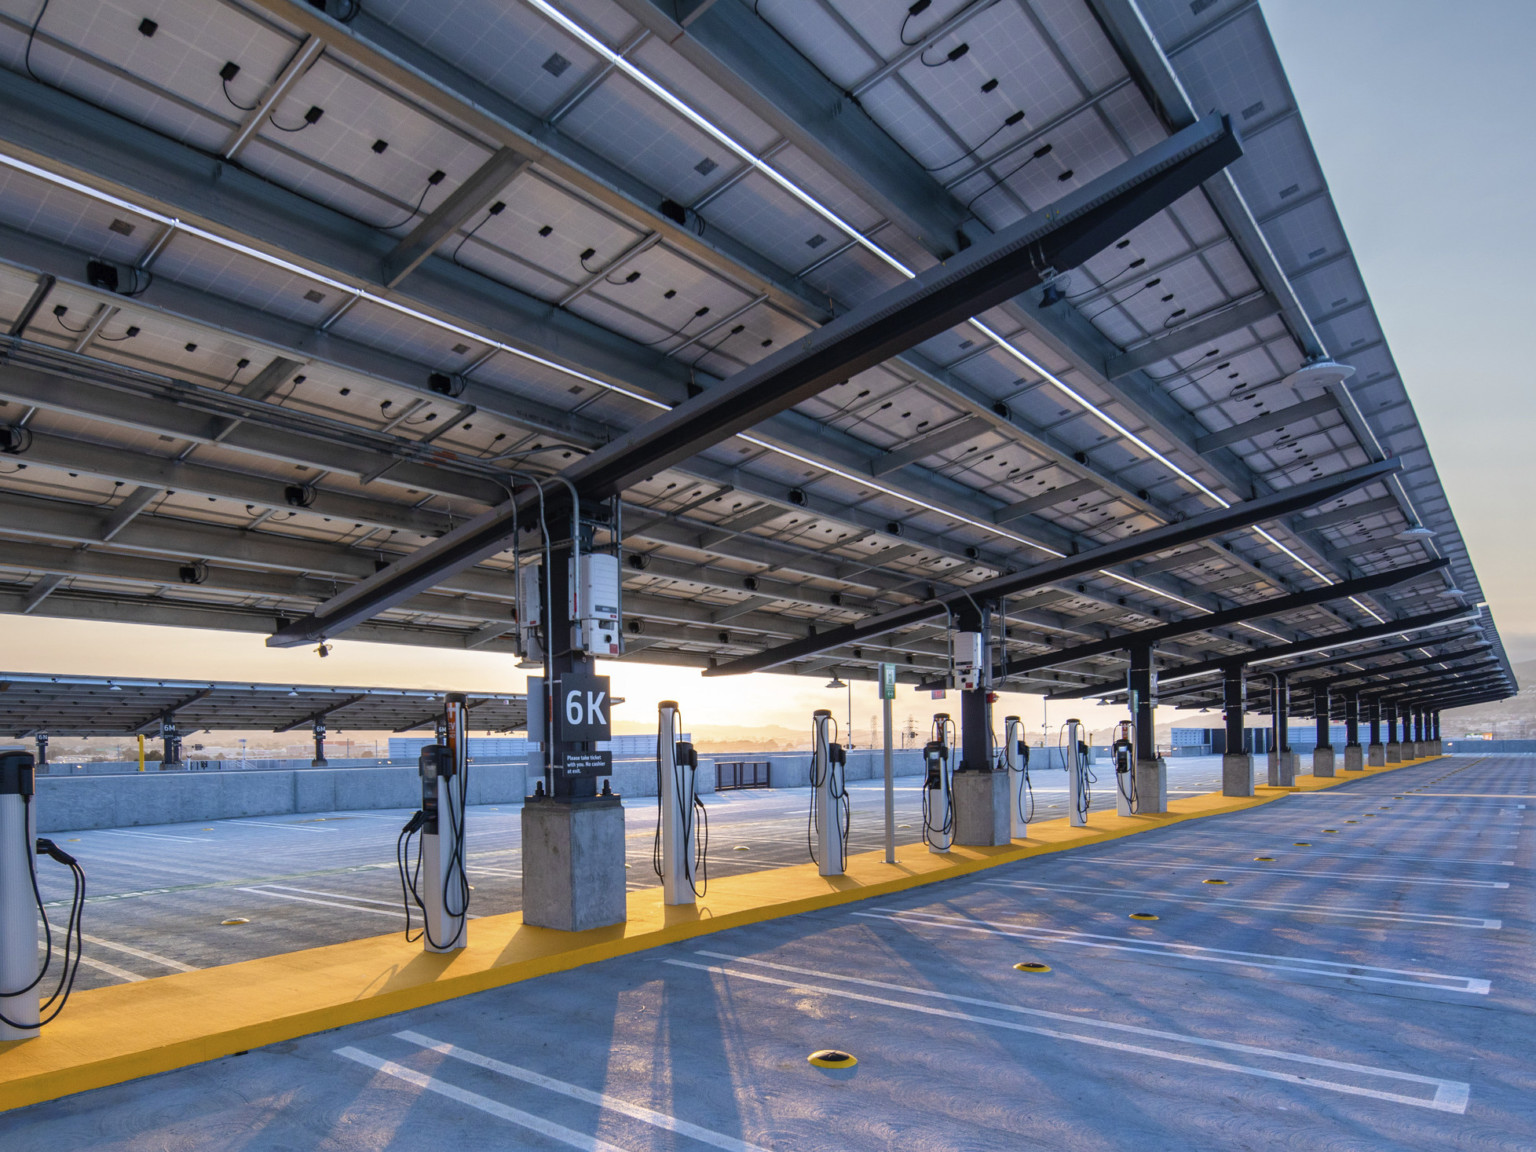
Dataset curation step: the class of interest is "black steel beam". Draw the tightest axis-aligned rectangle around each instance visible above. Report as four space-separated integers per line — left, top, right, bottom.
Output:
1045 604 1480 701
707 456 1403 677
268 116 1245 648
1287 646 1493 690
962 556 1447 690
1130 631 1485 705
1249 663 1501 713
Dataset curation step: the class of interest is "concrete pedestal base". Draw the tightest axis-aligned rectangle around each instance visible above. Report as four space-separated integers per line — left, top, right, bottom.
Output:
953 770 1010 846
1312 747 1335 778
1344 744 1364 772
1433 739 1443 755
1268 752 1295 787
1135 757 1168 814
1221 752 1254 797
521 795 626 932
1386 742 1402 763
1368 743 1385 767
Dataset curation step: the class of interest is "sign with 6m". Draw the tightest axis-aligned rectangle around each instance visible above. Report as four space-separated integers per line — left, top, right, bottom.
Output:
556 672 611 742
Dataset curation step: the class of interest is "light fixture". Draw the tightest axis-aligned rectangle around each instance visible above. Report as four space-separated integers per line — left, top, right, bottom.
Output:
1396 524 1436 540
516 658 542 669
1282 359 1355 398
825 674 847 689
1439 587 1467 598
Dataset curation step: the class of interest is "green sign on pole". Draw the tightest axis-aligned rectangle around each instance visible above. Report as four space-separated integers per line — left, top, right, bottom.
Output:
879 662 897 701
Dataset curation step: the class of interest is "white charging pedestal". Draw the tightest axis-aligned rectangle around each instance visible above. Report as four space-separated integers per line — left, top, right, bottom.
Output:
657 701 697 905
1066 719 1088 828
1004 716 1028 840
421 697 468 952
812 710 845 875
1 748 39 1040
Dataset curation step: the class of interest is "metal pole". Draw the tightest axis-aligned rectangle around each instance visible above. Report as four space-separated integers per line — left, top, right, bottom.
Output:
883 690 895 864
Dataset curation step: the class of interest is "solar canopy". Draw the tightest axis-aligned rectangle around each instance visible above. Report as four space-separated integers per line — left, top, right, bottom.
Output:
0 0 1513 710
0 672 526 738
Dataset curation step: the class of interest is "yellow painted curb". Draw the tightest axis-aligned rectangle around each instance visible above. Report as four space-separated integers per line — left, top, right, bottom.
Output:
0 756 1436 1111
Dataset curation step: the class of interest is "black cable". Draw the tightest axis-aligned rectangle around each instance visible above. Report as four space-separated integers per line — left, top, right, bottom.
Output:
1083 276 1162 322
268 114 313 133
900 0 933 44
373 177 436 233
1067 258 1147 299
642 306 711 347
919 42 970 68
221 77 258 112
53 310 89 334
923 111 1026 173
23 0 54 84
961 142 1052 215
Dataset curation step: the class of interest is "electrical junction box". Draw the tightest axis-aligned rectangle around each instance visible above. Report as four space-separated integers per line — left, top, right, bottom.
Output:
953 631 985 691
571 552 620 655
517 564 544 662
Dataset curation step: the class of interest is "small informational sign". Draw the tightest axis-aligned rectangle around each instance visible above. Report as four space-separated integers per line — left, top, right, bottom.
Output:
879 662 897 701
930 688 947 700
554 672 611 742
562 750 613 775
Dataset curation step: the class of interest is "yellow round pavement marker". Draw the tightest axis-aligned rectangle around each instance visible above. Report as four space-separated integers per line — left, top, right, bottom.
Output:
1254 856 1275 862
1345 820 1358 824
220 918 249 926
1128 912 1159 921
734 845 751 851
808 1050 857 1069
1013 961 1052 973
1202 878 1229 885
1294 841 1311 846
1322 829 1339 833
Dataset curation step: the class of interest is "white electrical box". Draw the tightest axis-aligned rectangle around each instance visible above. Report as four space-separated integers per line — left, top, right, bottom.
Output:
571 552 621 655
517 564 544 662
954 630 985 691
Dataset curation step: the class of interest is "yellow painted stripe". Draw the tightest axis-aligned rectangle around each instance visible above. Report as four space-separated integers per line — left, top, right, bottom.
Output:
0 756 1436 1111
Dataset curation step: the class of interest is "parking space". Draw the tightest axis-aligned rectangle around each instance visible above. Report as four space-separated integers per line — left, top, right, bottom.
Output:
34 758 1231 987
3 755 1529 1149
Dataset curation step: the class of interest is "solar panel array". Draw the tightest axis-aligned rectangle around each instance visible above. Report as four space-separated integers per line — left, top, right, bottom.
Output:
0 0 1511 709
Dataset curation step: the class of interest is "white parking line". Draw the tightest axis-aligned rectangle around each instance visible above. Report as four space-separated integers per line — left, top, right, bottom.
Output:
76 954 146 983
1072 859 1509 887
226 820 339 833
396 1031 772 1152
94 828 212 843
1169 842 1514 866
337 1047 629 1151
672 953 1469 1113
256 884 402 908
977 879 1502 929
81 934 198 972
236 887 403 918
853 908 1491 994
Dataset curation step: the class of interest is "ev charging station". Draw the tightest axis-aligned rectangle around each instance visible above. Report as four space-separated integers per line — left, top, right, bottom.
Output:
1064 718 1091 827
922 713 955 852
399 694 469 952
1003 715 1030 839
1112 720 1138 817
809 708 848 876
655 701 705 904
0 747 38 1039
1 747 85 1040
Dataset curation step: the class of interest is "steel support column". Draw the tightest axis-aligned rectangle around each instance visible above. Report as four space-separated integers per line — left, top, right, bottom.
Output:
1312 685 1334 777
1128 643 1166 812
1220 661 1252 797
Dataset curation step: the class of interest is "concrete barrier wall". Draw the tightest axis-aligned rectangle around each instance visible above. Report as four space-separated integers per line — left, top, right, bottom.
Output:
36 755 719 832
34 745 1079 832
1443 740 1536 754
